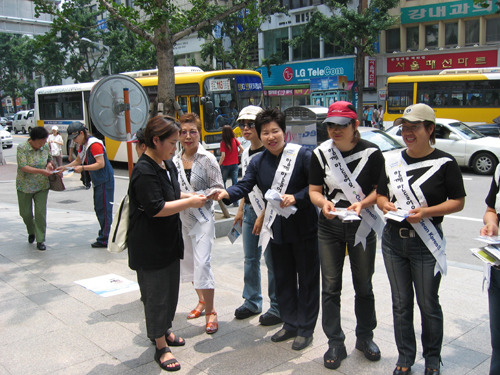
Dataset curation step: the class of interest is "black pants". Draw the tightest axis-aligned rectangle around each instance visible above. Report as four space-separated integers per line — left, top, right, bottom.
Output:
137 259 180 340
270 238 320 337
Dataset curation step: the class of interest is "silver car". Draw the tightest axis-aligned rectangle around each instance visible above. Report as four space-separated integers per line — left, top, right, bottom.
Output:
386 118 500 175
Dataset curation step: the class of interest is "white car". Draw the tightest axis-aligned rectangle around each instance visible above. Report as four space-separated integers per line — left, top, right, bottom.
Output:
0 125 13 148
386 118 500 175
12 109 35 134
358 127 405 154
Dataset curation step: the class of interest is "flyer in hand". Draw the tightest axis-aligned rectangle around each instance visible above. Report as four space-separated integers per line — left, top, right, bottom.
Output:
471 237 500 266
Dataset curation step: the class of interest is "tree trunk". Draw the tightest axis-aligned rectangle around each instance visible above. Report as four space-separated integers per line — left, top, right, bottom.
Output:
156 39 176 117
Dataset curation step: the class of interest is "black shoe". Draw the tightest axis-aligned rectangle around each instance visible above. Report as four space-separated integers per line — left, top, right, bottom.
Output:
91 242 107 248
259 312 282 326
234 305 259 319
28 234 35 244
393 366 411 375
292 335 313 350
355 338 381 361
271 328 297 342
36 242 46 251
424 367 439 375
324 345 347 370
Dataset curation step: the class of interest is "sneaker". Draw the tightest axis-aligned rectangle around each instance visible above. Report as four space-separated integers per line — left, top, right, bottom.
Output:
91 242 107 248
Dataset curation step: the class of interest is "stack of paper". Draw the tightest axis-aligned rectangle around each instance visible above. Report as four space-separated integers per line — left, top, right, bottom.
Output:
471 236 500 266
264 189 298 218
328 208 360 221
384 209 410 222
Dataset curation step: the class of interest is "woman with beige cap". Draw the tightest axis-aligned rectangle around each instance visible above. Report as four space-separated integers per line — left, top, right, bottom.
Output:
376 103 466 375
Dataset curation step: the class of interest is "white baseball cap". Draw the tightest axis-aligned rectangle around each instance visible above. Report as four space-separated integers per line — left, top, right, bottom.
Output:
394 103 436 126
52 125 59 131
237 105 263 122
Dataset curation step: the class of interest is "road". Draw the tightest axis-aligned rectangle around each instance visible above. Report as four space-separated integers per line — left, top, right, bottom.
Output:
0 133 494 267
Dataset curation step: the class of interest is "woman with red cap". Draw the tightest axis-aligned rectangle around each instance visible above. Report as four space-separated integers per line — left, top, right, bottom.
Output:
309 101 385 370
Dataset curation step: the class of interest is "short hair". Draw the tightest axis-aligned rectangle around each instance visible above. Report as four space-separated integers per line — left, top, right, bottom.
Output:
423 120 436 145
145 116 180 149
135 128 145 145
255 108 286 139
30 126 49 141
179 112 201 132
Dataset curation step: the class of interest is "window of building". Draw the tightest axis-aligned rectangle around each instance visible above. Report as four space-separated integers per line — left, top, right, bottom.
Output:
324 39 352 58
292 26 319 61
386 28 400 52
263 28 289 61
283 0 323 7
425 24 439 49
465 19 479 45
445 22 458 47
406 26 419 50
487 17 500 43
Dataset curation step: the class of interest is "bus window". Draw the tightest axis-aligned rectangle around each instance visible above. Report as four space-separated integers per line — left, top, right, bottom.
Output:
177 96 189 114
190 96 200 117
451 92 464 106
387 83 413 114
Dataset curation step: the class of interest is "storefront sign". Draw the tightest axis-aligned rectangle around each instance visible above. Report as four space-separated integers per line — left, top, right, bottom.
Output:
401 0 496 24
379 89 387 101
294 89 311 95
387 50 498 73
310 76 348 91
365 57 376 88
267 89 293 96
257 57 355 87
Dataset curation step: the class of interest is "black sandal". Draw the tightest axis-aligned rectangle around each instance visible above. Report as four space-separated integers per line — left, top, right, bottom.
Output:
154 346 181 372
166 329 185 347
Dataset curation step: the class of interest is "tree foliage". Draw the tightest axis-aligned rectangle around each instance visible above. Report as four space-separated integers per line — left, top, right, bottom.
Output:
34 0 250 116
292 0 399 116
198 0 284 70
0 34 38 113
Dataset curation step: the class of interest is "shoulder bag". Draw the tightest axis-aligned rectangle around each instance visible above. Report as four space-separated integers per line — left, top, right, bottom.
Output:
107 194 129 253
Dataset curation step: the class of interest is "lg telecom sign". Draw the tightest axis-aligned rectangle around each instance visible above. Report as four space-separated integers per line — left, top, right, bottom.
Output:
257 57 355 86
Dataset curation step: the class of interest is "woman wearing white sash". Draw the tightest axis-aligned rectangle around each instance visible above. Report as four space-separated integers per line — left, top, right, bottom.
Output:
309 101 384 370
480 164 500 375
376 103 465 375
213 108 320 351
173 113 224 335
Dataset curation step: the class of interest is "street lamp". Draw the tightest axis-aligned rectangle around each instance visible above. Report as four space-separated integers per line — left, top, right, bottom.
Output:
81 37 111 76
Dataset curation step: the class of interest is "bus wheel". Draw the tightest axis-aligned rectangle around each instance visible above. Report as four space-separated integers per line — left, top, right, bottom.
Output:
472 152 497 175
22 128 27 134
14 128 18 134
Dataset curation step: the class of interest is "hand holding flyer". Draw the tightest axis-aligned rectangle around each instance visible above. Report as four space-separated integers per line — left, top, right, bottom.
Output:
384 209 411 222
328 208 361 221
264 189 297 218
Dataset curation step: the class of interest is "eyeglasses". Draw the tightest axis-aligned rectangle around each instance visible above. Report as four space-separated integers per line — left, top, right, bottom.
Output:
326 123 349 129
399 124 424 132
238 122 255 129
179 130 199 137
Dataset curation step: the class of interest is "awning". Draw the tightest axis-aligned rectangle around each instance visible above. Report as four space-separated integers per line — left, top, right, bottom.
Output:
264 84 310 90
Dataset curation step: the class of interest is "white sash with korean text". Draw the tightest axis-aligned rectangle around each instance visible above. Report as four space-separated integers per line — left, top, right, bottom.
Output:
260 143 302 250
315 140 384 249
173 148 213 242
241 148 265 216
386 152 448 275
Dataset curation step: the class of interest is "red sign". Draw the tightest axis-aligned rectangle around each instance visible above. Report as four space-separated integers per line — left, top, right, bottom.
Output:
267 89 293 96
368 59 376 87
283 67 294 82
387 50 498 73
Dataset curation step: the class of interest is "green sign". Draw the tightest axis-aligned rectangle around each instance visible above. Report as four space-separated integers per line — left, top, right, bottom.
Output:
401 0 497 24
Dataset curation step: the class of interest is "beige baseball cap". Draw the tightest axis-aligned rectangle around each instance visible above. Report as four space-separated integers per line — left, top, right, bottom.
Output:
236 105 263 122
394 103 436 126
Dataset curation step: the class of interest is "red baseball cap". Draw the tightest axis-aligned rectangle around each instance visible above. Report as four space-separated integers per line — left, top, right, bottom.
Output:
323 101 358 125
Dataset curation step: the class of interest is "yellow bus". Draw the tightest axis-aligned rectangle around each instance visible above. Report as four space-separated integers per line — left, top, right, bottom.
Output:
35 67 263 162
384 68 500 129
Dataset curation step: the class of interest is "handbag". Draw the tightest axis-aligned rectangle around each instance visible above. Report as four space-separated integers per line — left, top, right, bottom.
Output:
107 194 129 253
48 173 65 191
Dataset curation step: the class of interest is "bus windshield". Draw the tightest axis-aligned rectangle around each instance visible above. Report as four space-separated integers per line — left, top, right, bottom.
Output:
203 75 262 132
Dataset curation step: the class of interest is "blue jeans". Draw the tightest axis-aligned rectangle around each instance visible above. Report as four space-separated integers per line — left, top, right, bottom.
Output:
318 217 377 347
382 223 443 370
490 267 500 374
241 204 280 317
221 164 238 188
93 179 114 245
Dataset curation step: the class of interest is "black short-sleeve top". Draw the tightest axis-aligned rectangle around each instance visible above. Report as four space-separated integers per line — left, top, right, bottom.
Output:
377 148 466 228
127 154 183 270
309 139 384 216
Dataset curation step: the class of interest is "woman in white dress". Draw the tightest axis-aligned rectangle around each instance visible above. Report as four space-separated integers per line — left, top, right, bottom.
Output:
172 113 224 334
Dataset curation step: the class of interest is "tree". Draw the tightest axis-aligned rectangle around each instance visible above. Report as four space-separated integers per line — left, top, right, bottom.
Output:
198 0 284 70
34 0 250 116
0 34 38 112
33 35 67 86
290 0 398 117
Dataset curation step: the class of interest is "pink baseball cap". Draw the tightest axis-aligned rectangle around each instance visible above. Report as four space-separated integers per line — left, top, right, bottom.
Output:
323 101 358 125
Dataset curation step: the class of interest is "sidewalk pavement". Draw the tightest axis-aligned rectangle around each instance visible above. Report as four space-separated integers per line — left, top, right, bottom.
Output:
0 201 493 375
